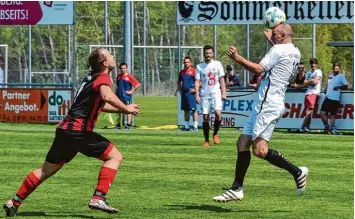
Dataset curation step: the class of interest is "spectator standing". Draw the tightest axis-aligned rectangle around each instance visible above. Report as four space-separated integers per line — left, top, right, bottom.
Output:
178 57 198 132
115 63 141 130
294 58 322 133
320 63 348 134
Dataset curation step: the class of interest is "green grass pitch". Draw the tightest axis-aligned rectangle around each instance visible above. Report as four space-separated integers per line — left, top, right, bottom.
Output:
0 97 353 219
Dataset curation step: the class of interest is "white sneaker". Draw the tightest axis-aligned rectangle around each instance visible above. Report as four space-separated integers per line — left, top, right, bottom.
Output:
295 167 309 196
88 198 119 214
212 188 244 203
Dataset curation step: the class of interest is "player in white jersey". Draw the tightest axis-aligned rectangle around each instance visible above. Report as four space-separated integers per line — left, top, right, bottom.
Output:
195 45 226 147
295 58 322 133
212 24 308 203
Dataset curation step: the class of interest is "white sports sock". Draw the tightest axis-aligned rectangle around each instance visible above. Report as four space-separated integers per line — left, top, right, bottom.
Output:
193 121 198 128
185 121 189 129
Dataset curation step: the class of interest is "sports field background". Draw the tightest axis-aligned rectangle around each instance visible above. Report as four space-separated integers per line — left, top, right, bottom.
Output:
1 97 353 219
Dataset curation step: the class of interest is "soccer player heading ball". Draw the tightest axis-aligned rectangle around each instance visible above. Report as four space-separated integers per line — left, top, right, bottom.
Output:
212 20 309 202
3 48 140 216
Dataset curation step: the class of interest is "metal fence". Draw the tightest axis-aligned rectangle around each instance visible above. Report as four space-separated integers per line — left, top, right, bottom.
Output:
0 2 353 94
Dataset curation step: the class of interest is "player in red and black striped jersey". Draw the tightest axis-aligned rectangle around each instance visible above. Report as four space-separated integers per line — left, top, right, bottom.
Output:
3 48 140 217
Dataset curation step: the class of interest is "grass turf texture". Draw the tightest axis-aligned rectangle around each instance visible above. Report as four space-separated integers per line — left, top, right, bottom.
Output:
0 97 353 219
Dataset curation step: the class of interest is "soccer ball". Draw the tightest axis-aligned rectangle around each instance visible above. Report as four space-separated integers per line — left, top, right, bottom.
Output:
263 7 286 29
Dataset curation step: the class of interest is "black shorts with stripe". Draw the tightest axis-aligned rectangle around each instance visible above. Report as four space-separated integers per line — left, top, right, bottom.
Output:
45 128 112 165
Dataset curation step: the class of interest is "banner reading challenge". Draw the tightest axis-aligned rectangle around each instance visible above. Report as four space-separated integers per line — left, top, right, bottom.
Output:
0 1 74 25
177 91 354 130
0 89 72 123
177 1 354 25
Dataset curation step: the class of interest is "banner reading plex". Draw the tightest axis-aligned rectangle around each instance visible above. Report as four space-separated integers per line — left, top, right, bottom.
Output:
0 89 72 123
0 1 74 25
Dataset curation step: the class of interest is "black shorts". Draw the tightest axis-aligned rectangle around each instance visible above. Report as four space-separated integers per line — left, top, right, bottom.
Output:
320 97 340 115
45 128 112 165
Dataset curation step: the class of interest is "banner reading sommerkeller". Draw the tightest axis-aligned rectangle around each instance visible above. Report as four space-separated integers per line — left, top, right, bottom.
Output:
177 1 354 25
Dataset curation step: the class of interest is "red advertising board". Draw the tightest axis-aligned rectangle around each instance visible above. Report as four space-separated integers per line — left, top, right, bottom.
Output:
0 1 74 25
0 89 72 123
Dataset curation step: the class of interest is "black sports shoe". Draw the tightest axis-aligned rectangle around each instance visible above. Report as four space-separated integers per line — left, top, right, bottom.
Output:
3 200 18 217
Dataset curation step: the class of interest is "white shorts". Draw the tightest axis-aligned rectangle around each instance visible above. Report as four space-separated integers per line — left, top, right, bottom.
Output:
201 96 223 115
242 104 285 142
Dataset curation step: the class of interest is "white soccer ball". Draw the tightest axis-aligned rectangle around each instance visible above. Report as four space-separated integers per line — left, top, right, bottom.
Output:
263 7 286 29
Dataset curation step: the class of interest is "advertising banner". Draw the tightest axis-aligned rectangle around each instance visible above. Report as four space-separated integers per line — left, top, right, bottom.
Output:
0 89 72 123
0 1 74 25
177 90 354 130
177 1 354 25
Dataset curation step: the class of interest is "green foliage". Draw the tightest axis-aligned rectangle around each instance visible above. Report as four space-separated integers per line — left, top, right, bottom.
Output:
0 2 352 89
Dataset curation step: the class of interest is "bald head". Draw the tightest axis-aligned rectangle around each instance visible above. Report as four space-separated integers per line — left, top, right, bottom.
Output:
272 23 293 44
278 23 293 37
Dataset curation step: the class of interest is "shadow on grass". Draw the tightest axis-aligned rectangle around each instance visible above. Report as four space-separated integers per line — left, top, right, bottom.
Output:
165 204 292 213
165 204 234 212
17 212 107 218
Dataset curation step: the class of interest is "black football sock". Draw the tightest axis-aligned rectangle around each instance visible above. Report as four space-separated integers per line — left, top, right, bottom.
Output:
213 120 221 135
203 122 209 141
264 149 301 178
232 151 251 190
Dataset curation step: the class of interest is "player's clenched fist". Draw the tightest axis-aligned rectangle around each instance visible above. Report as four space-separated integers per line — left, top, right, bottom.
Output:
227 46 238 59
126 104 140 115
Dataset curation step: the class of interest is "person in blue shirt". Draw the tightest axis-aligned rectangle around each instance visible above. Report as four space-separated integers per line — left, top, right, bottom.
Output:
177 57 198 132
225 64 241 88
116 63 140 130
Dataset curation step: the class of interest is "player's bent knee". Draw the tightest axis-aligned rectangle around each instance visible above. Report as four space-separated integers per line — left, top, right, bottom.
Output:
112 148 123 163
102 145 123 164
237 135 252 151
252 138 268 158
252 147 267 158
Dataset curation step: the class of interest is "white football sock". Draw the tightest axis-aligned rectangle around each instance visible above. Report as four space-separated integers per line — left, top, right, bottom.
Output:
185 121 189 129
193 121 198 128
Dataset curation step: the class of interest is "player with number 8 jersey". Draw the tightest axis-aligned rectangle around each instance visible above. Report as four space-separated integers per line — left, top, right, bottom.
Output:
196 45 226 147
3 48 140 217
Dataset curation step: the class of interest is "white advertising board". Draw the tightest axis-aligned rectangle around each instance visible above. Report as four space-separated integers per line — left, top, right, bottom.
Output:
177 90 354 130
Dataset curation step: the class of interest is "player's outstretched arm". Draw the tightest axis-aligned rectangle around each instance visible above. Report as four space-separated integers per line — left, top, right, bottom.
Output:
102 103 122 113
100 85 140 115
227 46 264 75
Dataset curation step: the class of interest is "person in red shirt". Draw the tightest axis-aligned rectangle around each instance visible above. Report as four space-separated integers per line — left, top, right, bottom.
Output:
177 56 198 132
3 48 140 216
115 63 141 130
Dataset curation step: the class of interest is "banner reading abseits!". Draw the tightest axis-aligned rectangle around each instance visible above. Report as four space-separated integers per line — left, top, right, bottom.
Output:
0 1 74 25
